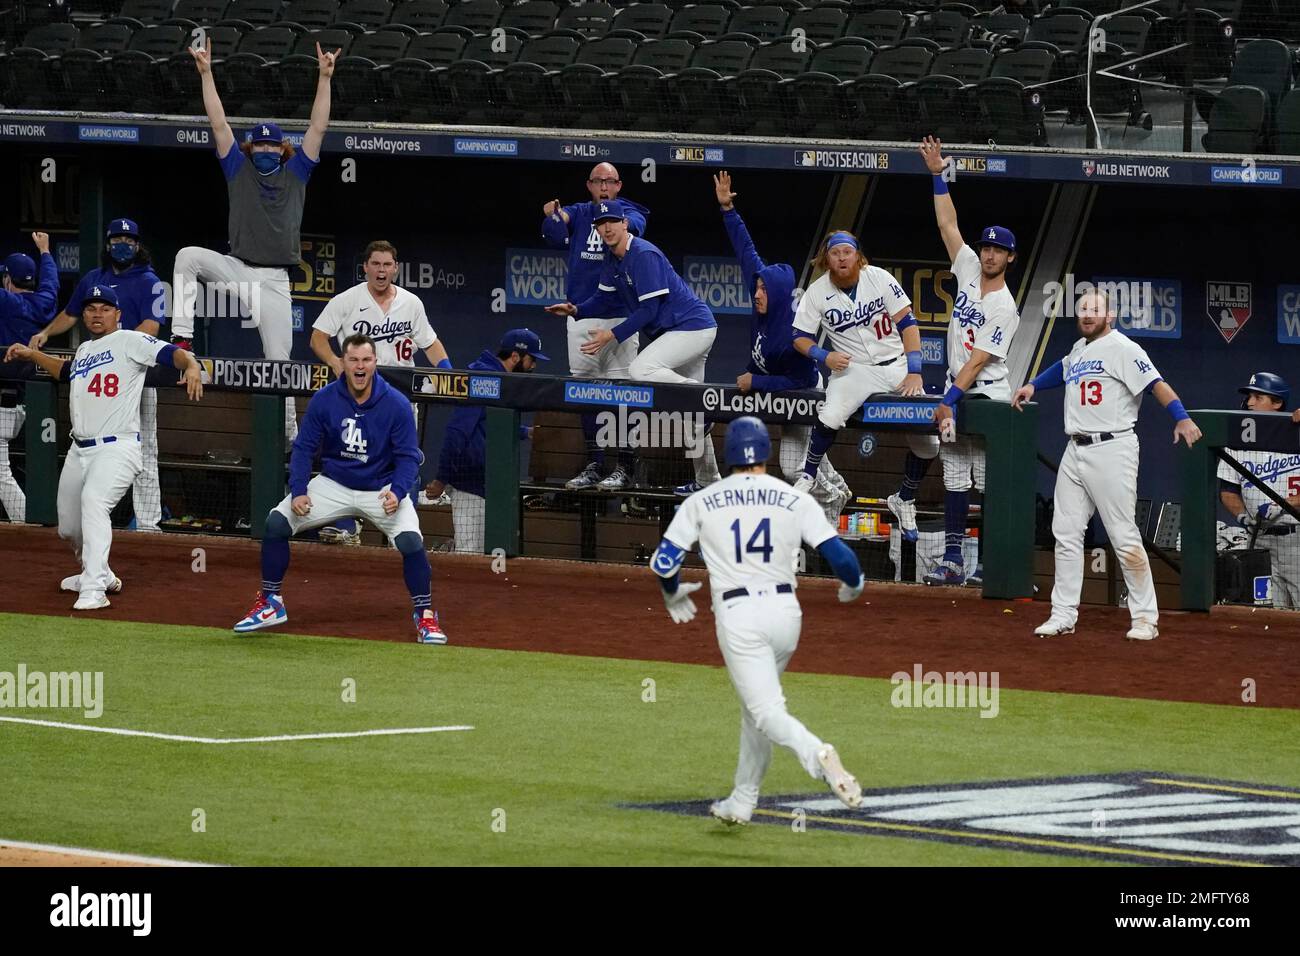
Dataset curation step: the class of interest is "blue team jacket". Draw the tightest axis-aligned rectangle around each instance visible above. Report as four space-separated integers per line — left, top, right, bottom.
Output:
437 351 526 498
722 208 817 393
574 236 716 344
66 264 166 332
290 373 421 500
541 198 650 304
0 252 59 348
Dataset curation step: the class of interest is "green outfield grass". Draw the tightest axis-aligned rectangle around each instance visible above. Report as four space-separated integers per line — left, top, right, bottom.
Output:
0 612 1296 866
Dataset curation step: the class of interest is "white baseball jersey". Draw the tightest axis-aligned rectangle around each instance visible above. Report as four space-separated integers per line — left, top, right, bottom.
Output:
67 329 170 440
313 283 436 367
794 266 911 365
1059 330 1161 435
662 472 836 593
1217 450 1300 526
948 245 1019 397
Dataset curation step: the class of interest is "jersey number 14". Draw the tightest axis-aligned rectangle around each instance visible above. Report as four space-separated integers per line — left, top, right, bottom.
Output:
730 517 773 564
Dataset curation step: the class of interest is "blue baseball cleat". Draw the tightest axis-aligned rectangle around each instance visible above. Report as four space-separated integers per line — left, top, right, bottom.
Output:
674 480 704 496
234 592 286 633
966 565 984 588
923 560 965 586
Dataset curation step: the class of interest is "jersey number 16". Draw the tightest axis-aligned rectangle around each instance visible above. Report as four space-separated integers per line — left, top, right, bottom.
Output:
730 517 773 564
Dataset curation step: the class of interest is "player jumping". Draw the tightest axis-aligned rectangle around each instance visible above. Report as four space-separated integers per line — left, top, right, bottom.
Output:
650 416 866 824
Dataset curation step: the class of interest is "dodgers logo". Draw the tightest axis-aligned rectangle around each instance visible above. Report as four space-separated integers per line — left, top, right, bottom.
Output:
951 290 985 330
826 295 886 332
353 317 415 343
69 350 114 380
1065 358 1105 384
750 331 768 373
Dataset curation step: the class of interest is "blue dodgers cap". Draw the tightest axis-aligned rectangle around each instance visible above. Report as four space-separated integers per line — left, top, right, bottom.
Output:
724 416 771 468
500 328 549 361
247 122 284 145
106 218 140 239
82 284 120 308
1 253 36 284
976 225 1016 252
592 198 627 223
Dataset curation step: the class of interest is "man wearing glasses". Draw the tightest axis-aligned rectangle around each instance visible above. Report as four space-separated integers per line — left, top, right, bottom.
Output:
542 163 650 492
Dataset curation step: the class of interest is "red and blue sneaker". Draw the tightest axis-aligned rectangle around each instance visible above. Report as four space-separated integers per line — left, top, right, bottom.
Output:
414 610 448 645
922 559 966 587
234 592 286 633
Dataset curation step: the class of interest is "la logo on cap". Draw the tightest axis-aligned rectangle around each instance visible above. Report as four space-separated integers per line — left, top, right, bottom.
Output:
263 126 270 135
600 203 609 212
987 228 996 239
93 286 102 295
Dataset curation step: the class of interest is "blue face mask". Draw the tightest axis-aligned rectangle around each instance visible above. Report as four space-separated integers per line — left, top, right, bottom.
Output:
108 241 135 264
251 152 281 175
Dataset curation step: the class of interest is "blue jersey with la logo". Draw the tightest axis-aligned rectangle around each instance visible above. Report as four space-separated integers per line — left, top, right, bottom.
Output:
288 373 422 500
945 245 1019 398
577 235 716 343
540 197 650 305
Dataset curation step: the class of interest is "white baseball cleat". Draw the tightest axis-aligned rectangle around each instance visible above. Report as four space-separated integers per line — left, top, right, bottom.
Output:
596 466 632 492
72 593 111 611
709 797 754 826
1125 621 1159 641
1034 618 1076 637
817 744 863 809
791 474 815 495
61 575 122 594
565 462 603 491
886 493 919 542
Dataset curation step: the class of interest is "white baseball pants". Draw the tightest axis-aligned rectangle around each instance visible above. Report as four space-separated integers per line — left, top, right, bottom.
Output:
1049 433 1157 627
629 327 721 484
567 316 638 378
58 437 142 599
0 405 25 522
819 361 938 459
713 589 825 813
941 436 986 492
273 474 422 542
1263 534 1300 608
449 487 485 554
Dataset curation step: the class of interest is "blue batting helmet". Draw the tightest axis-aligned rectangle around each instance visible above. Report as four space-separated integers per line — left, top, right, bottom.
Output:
1238 372 1290 410
724 416 771 468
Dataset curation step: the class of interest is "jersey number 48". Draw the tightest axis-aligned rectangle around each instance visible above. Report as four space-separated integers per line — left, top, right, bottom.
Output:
730 517 773 563
86 373 120 397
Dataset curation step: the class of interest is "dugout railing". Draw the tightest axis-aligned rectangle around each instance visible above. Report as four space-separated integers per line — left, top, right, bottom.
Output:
20 358 1040 599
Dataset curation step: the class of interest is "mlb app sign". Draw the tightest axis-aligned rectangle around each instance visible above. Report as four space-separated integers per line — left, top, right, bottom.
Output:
505 249 569 305
1095 276 1181 338
1279 285 1300 344
683 256 751 315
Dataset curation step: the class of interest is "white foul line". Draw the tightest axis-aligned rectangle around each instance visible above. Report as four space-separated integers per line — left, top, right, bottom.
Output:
0 838 220 867
0 716 474 744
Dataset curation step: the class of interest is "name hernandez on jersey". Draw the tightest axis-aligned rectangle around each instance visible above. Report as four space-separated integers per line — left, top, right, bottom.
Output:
1058 330 1162 435
662 472 837 594
793 265 911 365
313 283 437 367
1217 450 1300 526
947 245 1019 396
68 329 171 440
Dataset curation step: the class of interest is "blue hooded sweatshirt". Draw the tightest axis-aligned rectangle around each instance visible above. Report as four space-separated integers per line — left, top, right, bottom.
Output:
722 208 817 392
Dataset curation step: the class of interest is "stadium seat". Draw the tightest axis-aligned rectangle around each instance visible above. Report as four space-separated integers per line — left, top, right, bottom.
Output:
161 23 242 110
499 1 561 37
847 43 934 140
338 0 394 29
1276 89 1300 155
612 37 696 130
910 9 971 49
279 0 339 30
295 28 353 56
786 37 875 137
215 51 275 114
788 3 848 44
444 0 505 33
610 3 672 40
0 47 63 109
270 30 355 115
667 38 754 133
555 34 636 122
387 31 466 120
667 3 734 42
556 2 615 38
391 0 450 31
172 0 231 24
119 0 182 21
78 22 136 54
846 10 909 47
332 26 412 116
970 12 1028 49
930 46 992 84
914 49 991 141
1202 84 1269 152
237 23 298 57
496 32 579 123
444 30 522 122
104 26 185 112
59 47 112 110
732 35 809 132
17 22 79 53
973 47 1055 145
727 4 789 42
224 0 282 27
1101 15 1150 61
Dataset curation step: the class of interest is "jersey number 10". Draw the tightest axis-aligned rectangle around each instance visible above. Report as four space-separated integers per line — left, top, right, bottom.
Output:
86 373 120 397
730 517 773 564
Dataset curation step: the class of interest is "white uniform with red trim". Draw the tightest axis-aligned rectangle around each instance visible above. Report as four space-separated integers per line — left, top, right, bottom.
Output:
1217 450 1300 608
1049 328 1162 627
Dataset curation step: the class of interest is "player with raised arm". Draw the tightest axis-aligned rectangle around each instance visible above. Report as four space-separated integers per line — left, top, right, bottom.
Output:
788 231 939 497
650 416 866 825
713 171 851 527
234 333 447 643
542 163 649 491
1013 290 1201 641
4 286 204 609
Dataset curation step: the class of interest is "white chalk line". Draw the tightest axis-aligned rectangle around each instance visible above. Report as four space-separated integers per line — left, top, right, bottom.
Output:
0 838 220 867
0 716 474 744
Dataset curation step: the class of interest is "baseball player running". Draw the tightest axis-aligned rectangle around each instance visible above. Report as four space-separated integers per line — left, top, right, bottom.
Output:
651 416 866 824
171 38 337 440
4 286 204 609
547 199 722 493
542 163 649 491
892 138 1022 588
789 231 939 494
714 171 851 526
311 240 452 544
0 232 59 523
32 218 168 532
1013 289 1201 640
234 333 447 643
1218 373 1300 608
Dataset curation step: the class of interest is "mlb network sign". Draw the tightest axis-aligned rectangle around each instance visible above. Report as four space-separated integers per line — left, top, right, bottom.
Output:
1279 285 1300 344
1095 276 1182 339
504 249 568 305
683 257 750 315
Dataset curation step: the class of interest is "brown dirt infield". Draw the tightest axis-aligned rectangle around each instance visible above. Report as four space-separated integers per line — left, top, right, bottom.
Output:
0 845 153 867
2 526 1296 708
